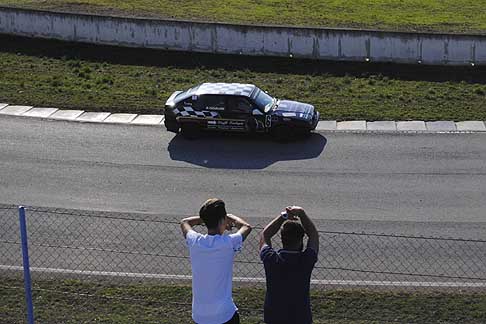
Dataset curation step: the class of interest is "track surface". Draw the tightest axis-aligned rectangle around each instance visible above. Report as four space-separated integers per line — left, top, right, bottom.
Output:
1 116 485 285
1 116 485 233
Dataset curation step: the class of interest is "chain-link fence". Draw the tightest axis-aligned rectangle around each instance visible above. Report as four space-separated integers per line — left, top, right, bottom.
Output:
1 204 486 323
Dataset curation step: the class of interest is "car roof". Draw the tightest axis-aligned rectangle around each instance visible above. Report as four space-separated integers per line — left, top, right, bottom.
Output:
192 83 256 97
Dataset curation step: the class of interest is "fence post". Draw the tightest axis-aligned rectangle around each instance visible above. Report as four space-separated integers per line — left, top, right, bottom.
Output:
19 206 35 324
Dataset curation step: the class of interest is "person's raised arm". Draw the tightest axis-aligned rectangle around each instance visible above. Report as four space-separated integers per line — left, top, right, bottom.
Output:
227 214 252 241
180 216 203 239
259 213 286 250
287 206 319 253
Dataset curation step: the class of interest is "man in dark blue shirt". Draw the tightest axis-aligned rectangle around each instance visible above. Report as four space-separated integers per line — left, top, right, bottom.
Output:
259 206 319 324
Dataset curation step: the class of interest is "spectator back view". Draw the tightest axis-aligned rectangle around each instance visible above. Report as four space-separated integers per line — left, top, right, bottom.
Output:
181 198 252 324
259 206 319 324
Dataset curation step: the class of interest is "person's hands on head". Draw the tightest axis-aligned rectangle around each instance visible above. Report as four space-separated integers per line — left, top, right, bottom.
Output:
285 205 319 253
226 213 252 241
281 209 298 221
285 206 305 220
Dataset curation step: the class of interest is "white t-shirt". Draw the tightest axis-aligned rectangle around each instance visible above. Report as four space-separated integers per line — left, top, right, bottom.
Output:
186 230 243 324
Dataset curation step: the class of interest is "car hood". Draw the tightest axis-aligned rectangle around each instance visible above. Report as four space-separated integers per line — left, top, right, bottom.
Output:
273 100 315 120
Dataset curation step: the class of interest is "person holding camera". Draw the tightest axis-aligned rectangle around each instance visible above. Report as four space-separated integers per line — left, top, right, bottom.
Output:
181 198 252 324
259 206 319 324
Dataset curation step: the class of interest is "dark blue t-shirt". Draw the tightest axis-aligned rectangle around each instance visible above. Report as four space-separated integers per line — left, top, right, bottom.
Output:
260 245 318 324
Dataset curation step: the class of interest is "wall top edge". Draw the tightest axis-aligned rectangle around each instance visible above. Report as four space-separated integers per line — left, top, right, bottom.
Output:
1 5 486 39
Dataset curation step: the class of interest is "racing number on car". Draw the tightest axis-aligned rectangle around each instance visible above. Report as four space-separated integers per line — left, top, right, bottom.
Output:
265 115 272 128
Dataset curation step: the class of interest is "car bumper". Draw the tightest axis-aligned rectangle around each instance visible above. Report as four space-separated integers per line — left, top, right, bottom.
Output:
311 111 319 130
164 111 180 133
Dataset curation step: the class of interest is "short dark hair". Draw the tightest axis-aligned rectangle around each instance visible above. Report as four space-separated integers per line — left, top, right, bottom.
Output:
199 198 227 229
281 221 305 249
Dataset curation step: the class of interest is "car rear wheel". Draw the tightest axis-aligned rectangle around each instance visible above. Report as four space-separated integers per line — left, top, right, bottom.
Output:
180 123 201 140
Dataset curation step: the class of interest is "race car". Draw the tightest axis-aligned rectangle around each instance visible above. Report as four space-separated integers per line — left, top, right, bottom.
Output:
164 82 319 141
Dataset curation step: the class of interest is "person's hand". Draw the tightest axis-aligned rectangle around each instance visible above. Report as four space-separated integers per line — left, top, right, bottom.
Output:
282 210 298 221
285 206 306 220
226 214 236 230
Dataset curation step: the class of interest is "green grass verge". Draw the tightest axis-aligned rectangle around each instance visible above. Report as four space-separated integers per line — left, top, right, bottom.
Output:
1 0 486 34
2 278 486 323
1 35 486 121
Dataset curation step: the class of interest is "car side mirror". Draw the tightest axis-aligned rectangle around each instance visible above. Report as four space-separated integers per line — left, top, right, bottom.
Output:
252 109 264 116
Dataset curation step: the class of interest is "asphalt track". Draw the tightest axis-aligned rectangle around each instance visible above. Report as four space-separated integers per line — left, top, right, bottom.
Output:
0 116 485 287
1 116 485 230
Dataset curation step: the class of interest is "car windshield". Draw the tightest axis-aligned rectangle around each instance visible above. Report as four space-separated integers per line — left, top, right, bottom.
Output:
254 89 275 112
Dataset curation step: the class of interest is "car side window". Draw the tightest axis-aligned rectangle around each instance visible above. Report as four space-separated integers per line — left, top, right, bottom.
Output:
228 97 253 114
199 95 226 112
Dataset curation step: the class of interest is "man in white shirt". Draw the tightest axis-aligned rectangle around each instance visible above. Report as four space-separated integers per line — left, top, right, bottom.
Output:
181 198 253 324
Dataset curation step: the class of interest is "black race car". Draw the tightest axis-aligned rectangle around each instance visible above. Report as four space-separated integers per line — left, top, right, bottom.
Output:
164 83 319 141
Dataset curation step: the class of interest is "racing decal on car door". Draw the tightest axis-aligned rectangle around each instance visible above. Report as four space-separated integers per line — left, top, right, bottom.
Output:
173 106 220 118
256 119 265 130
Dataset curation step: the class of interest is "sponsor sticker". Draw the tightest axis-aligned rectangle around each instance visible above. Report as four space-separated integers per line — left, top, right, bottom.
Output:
209 119 246 130
207 106 225 111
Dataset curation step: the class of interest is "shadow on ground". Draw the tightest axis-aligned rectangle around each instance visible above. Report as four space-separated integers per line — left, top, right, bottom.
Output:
167 133 327 169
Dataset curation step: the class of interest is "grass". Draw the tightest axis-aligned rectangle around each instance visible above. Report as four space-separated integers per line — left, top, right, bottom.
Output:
2 277 486 323
1 0 486 34
1 35 486 121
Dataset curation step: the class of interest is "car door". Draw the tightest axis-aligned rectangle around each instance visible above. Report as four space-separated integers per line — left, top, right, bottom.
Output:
195 94 227 131
225 96 264 132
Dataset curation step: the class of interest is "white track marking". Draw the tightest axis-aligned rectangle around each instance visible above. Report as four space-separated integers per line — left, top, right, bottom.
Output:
1 265 485 288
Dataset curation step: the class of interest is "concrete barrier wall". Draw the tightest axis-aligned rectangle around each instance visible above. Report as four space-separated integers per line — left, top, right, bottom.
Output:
0 6 485 65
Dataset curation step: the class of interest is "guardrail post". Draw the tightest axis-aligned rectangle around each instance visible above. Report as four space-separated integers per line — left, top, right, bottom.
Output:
19 206 35 324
